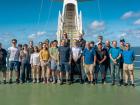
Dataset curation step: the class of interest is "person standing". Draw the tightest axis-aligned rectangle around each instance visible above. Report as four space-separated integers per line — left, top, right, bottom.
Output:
95 43 107 84
49 41 59 84
0 43 7 84
122 43 135 87
109 40 122 86
96 35 105 49
83 42 96 84
30 46 40 83
8 39 20 84
58 39 71 85
20 44 30 83
62 32 70 47
119 38 126 85
78 34 86 51
28 41 34 81
39 43 50 84
104 40 112 82
71 40 83 84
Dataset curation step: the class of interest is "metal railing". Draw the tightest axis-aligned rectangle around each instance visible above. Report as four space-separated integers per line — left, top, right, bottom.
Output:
134 55 140 69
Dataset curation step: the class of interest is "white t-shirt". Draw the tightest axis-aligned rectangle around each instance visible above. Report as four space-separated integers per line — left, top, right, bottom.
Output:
30 52 40 65
71 47 82 61
8 47 20 61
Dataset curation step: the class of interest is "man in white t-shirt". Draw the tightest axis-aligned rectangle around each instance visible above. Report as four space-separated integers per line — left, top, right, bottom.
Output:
8 39 20 84
71 40 83 84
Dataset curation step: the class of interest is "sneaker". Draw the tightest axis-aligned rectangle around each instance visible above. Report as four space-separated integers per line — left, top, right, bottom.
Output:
16 79 20 84
66 81 71 85
33 79 36 83
9 79 12 84
3 80 6 84
102 79 105 84
131 83 135 87
124 83 128 86
37 79 40 83
52 80 56 84
111 82 115 86
60 80 63 85
57 79 61 84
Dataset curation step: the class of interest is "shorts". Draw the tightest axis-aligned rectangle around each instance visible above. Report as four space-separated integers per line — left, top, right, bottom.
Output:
95 64 105 73
60 62 70 72
9 61 19 71
84 64 95 74
0 65 7 72
51 59 59 70
40 61 49 67
123 63 134 71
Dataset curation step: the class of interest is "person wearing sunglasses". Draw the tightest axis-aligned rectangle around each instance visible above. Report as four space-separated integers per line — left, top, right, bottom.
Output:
122 43 135 87
7 39 20 84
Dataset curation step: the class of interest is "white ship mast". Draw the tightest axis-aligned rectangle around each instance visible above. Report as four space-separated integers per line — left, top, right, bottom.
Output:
52 0 92 45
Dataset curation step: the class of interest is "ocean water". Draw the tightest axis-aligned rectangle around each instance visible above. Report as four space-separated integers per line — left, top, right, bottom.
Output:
132 47 140 69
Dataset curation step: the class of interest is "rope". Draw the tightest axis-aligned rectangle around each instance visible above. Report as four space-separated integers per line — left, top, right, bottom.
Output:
37 0 44 25
97 0 102 21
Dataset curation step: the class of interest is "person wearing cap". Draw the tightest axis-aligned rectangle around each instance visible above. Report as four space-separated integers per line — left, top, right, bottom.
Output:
83 42 96 84
95 43 107 84
71 40 83 84
119 38 126 85
0 43 7 84
109 40 122 86
7 39 20 84
95 35 105 49
122 43 135 87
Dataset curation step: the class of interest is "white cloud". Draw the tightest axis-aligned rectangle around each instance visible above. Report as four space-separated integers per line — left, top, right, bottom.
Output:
134 19 140 25
28 31 46 39
90 20 105 31
36 31 46 36
121 11 140 19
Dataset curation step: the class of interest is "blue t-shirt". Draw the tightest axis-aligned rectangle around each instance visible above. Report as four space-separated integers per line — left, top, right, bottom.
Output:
58 46 71 63
109 47 122 62
122 49 135 64
83 48 96 64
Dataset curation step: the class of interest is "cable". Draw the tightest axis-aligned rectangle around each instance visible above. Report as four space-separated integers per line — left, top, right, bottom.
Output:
97 0 102 21
37 0 44 25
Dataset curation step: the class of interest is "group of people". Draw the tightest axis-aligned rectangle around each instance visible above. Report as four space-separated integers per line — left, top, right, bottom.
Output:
0 33 135 86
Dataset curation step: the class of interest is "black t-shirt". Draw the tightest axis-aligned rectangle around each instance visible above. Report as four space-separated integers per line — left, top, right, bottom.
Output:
96 48 107 65
0 48 7 65
58 46 71 63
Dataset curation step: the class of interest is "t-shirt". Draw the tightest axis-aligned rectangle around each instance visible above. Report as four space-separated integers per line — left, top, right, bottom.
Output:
49 47 59 61
30 52 40 65
96 48 107 65
0 48 7 65
20 50 30 63
8 47 20 62
58 46 71 63
83 48 96 64
122 49 135 64
39 49 50 61
109 47 122 63
71 47 82 61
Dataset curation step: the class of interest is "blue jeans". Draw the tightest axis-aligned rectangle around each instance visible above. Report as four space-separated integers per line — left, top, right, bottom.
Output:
21 62 30 82
9 61 19 71
110 63 120 83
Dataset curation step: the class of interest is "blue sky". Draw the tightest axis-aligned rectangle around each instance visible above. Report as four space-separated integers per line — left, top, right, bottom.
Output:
0 0 140 48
